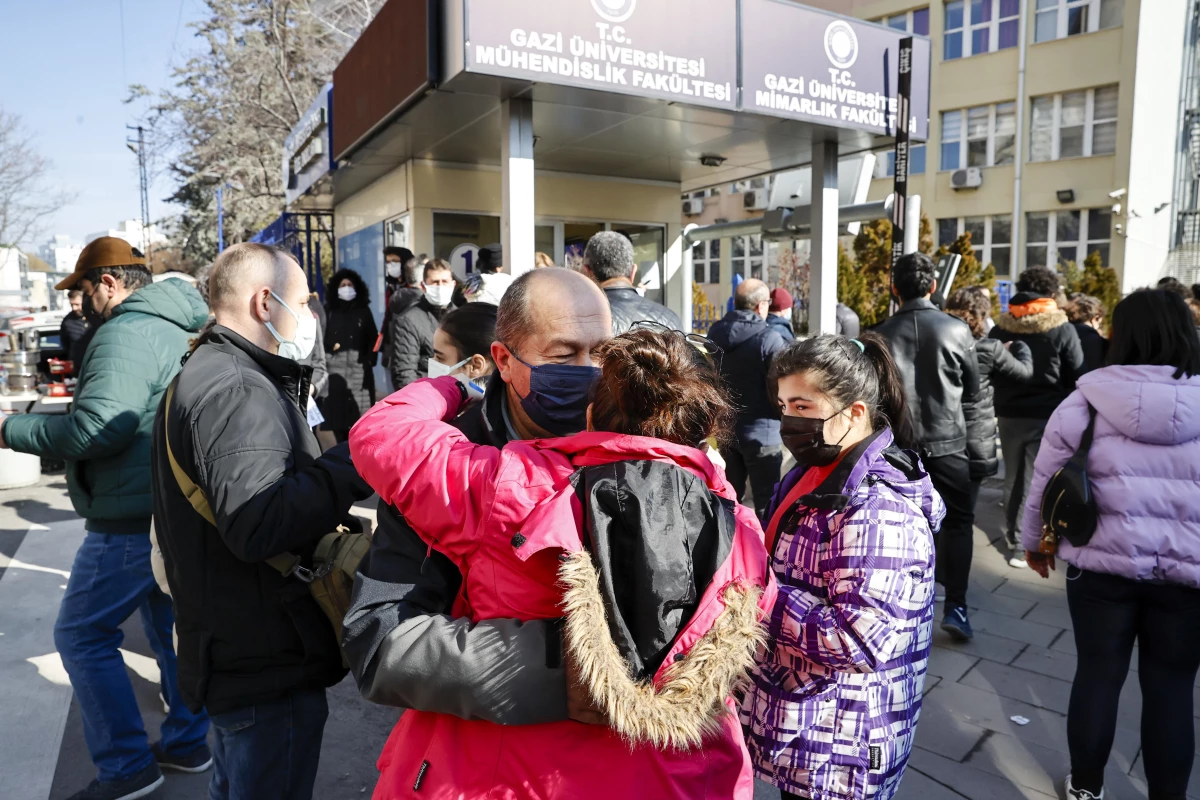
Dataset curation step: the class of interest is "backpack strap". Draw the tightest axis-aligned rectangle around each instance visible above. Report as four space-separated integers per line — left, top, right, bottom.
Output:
163 378 306 581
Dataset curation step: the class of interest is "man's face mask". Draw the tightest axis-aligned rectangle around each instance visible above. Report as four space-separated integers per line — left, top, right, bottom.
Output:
265 290 317 362
509 350 601 437
385 261 403 279
780 406 852 467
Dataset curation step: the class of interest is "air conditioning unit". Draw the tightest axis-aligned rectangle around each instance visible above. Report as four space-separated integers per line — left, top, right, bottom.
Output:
744 188 769 211
950 167 983 190
683 198 704 216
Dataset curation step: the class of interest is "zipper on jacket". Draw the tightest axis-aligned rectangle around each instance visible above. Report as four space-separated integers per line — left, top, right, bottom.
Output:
419 541 435 576
413 760 429 791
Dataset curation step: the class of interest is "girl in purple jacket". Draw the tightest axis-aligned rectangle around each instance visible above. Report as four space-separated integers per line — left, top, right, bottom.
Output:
1023 289 1200 800
742 334 943 800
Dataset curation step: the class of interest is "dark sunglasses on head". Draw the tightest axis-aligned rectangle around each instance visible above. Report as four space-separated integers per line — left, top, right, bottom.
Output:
628 320 724 371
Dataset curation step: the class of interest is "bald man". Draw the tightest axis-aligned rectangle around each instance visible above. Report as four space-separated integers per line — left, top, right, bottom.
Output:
151 243 372 799
708 278 788 520
344 267 614 726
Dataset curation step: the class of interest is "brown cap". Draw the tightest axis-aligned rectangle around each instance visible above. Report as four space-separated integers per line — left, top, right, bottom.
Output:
55 237 147 290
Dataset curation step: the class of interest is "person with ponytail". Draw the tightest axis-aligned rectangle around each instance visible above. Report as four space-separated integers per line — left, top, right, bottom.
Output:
741 333 943 800
349 326 775 799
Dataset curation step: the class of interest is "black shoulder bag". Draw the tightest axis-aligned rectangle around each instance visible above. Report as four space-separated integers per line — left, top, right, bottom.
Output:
1038 405 1099 552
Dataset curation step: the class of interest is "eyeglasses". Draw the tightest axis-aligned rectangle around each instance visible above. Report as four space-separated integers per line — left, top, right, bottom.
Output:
628 320 724 371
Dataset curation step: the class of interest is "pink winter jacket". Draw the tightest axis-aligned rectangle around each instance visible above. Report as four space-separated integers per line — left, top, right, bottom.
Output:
349 377 776 800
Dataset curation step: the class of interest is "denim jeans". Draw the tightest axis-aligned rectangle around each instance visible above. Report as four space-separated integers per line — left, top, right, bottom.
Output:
54 531 210 782
208 689 329 800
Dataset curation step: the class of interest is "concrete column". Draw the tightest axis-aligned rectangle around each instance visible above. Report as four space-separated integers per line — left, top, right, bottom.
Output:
904 194 922 255
680 224 696 331
810 136 839 335
501 98 535 277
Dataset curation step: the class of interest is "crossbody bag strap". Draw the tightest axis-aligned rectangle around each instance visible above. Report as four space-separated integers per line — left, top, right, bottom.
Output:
1067 404 1098 469
163 379 306 581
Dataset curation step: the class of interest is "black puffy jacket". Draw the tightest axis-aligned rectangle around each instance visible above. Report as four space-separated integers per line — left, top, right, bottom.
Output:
873 298 981 458
964 338 1033 479
708 310 787 445
988 293 1085 419
604 285 682 335
151 326 373 714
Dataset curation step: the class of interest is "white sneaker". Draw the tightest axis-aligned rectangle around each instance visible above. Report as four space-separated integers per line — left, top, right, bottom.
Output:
1065 774 1104 799
1008 552 1028 569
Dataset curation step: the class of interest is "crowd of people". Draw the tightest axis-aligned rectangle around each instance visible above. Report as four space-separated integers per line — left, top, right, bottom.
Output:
8 230 1200 800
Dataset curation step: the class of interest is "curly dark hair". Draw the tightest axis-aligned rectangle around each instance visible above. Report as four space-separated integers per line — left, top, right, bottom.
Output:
892 252 937 302
590 329 735 449
1066 293 1104 324
945 287 990 339
325 268 370 310
1016 266 1061 297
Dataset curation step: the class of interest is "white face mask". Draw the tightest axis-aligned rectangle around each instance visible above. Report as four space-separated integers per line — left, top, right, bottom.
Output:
424 284 454 308
337 285 357 302
427 357 486 400
265 290 317 362
386 262 403 279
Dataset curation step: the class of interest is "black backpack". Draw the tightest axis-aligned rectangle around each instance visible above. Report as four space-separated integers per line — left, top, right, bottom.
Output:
1039 405 1099 550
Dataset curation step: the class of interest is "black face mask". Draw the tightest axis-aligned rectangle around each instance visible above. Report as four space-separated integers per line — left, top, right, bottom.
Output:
780 408 852 467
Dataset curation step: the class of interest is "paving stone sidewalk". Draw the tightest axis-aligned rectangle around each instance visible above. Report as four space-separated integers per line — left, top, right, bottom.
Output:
887 481 1193 800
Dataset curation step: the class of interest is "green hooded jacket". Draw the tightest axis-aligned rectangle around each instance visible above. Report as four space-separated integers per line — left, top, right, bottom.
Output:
5 278 210 533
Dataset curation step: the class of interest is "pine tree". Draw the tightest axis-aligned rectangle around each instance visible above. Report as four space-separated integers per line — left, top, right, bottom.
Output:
1077 250 1122 325
837 242 870 325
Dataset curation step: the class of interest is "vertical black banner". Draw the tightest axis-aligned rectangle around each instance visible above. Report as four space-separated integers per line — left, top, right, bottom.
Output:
890 36 914 299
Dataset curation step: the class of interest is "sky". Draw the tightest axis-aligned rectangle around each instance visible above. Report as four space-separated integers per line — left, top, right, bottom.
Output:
0 0 206 250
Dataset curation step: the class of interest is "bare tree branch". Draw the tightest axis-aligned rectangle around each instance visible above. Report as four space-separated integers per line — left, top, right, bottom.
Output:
0 109 76 248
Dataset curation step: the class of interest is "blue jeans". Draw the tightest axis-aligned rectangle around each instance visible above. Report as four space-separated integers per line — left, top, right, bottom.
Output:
54 531 210 782
208 689 329 800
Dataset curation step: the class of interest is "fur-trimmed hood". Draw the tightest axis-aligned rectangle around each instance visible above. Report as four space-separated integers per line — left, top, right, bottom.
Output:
994 306 1070 334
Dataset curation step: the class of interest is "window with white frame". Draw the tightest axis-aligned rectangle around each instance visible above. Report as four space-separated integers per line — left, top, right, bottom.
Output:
1034 0 1123 43
1029 85 1118 162
944 0 1020 61
876 144 928 178
1025 208 1112 268
692 239 720 285
938 215 1013 274
940 102 1017 170
733 234 766 281
878 6 931 35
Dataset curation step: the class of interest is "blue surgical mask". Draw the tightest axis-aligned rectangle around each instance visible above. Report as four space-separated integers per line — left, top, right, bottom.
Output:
511 353 601 437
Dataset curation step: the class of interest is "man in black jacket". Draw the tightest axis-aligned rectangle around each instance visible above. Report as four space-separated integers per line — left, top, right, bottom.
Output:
875 252 981 641
344 267 614 726
582 230 681 334
381 248 421 386
152 243 373 799
989 266 1084 565
59 288 92 366
388 259 454 389
708 278 787 520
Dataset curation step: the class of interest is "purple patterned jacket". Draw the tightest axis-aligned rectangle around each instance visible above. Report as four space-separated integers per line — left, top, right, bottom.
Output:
741 428 943 800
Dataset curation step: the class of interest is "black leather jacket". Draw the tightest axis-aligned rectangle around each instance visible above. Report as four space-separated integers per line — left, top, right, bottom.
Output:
604 285 682 335
873 298 981 458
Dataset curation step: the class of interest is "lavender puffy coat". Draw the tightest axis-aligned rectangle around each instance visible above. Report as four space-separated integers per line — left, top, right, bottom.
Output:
1021 365 1200 586
741 429 943 800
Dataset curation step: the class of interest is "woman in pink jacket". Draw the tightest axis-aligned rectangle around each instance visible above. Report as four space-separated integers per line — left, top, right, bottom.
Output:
350 328 776 800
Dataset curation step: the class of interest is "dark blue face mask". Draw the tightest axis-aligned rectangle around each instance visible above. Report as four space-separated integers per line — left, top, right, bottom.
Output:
511 353 602 437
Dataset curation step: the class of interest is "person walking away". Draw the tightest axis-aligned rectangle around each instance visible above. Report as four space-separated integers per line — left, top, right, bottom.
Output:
874 253 980 640
60 288 92 366
1021 289 1200 800
581 231 682 334
767 288 795 342
428 302 497 398
152 243 373 800
322 269 378 442
1066 294 1108 374
343 271 613 742
462 243 515 306
945 286 1033 551
0 237 211 800
836 301 861 338
742 333 941 800
708 278 788 520
350 324 775 799
989 266 1084 567
388 259 454 390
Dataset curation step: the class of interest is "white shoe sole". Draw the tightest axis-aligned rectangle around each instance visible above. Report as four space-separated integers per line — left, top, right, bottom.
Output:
1008 555 1028 568
157 756 213 774
115 774 165 800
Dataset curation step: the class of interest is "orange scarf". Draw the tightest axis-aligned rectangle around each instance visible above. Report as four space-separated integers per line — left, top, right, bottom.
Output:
1009 297 1058 318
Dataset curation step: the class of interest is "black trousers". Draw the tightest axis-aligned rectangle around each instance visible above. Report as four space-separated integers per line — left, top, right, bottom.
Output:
923 451 974 608
721 440 783 522
1067 568 1200 799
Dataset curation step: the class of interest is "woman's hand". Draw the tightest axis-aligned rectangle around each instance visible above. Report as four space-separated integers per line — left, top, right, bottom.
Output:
565 648 609 726
1025 550 1055 579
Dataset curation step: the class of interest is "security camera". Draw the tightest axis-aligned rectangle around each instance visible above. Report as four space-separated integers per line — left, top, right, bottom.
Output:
1108 188 1127 199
